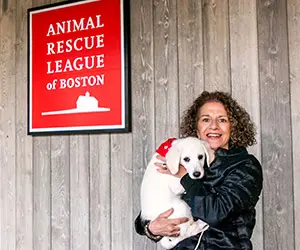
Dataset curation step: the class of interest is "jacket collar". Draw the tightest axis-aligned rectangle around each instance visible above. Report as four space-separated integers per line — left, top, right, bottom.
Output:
215 147 247 157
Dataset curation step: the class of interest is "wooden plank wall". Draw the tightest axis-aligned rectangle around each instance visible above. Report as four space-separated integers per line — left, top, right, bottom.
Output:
0 0 299 249
257 1 294 250
288 1 300 250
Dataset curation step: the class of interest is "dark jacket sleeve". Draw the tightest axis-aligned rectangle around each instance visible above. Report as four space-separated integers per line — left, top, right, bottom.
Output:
134 212 148 235
180 156 263 227
134 213 162 242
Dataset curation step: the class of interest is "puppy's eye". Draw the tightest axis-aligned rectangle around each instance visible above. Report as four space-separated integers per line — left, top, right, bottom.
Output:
183 157 190 162
198 155 203 160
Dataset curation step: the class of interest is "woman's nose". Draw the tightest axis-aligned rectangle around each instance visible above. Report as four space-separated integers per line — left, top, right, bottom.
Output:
210 120 218 129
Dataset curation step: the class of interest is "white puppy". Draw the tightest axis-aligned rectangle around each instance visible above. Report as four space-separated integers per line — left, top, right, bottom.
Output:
140 137 214 249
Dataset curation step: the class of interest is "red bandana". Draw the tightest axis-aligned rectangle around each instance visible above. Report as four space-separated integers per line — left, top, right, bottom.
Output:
156 138 177 157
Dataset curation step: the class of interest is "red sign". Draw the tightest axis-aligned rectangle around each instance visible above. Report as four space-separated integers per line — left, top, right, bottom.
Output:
28 0 131 134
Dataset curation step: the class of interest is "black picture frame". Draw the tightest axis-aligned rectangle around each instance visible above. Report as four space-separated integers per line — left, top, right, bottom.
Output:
27 0 131 135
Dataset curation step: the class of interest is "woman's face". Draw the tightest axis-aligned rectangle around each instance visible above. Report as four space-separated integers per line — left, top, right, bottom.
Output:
197 101 231 151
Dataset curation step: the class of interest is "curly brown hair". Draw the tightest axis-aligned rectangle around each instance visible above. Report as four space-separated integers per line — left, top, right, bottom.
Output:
180 91 257 148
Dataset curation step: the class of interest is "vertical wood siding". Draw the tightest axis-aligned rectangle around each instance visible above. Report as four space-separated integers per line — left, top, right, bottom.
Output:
0 0 16 249
51 135 70 250
177 0 204 115
16 0 33 249
287 1 300 250
257 0 294 249
89 135 111 250
131 0 155 249
203 0 230 92
0 0 299 249
229 2 262 249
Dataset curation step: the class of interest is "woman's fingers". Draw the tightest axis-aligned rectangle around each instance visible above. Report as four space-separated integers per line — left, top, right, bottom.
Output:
167 225 181 236
158 209 189 225
155 155 167 169
148 208 189 237
171 217 190 225
154 162 171 174
156 167 171 174
159 208 174 217
165 220 188 237
154 154 187 178
154 162 166 169
154 154 173 174
168 218 189 236
156 154 166 161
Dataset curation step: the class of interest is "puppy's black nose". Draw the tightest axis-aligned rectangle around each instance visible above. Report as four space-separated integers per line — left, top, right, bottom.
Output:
193 171 201 178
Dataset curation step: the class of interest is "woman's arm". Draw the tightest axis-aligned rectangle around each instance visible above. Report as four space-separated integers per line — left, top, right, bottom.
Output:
134 212 163 241
134 208 189 241
134 212 149 235
181 156 263 227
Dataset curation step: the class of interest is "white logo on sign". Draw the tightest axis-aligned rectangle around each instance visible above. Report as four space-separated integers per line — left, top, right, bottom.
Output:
41 92 110 116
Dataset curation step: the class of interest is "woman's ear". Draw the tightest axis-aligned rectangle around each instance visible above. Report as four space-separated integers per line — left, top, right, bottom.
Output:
165 146 181 174
196 130 201 139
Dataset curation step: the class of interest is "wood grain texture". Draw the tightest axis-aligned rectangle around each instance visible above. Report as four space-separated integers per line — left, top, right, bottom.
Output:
287 0 300 249
51 135 70 250
47 0 70 248
111 134 133 250
228 2 263 249
31 0 52 248
33 137 51 250
202 0 230 92
154 0 179 141
15 0 33 249
0 0 16 249
257 0 294 249
70 135 90 250
89 135 111 250
153 2 179 249
177 0 204 115
41 0 69 249
1 0 300 249
130 0 156 249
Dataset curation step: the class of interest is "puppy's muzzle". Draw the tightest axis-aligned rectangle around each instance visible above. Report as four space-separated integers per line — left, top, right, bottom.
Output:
193 171 202 178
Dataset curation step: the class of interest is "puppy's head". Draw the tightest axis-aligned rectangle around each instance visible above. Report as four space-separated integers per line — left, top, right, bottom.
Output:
166 137 213 179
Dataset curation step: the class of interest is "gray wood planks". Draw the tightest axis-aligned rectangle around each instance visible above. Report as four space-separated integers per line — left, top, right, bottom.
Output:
111 134 133 250
287 0 300 249
177 0 204 114
16 0 34 248
130 0 156 249
70 135 90 250
257 0 294 249
0 0 299 249
203 0 230 92
0 0 17 249
89 135 111 250
229 1 263 249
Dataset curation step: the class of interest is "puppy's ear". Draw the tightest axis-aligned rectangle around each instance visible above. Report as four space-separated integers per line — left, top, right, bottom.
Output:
201 140 215 167
166 146 181 174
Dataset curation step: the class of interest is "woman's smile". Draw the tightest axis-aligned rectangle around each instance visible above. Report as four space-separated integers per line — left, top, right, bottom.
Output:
197 101 231 151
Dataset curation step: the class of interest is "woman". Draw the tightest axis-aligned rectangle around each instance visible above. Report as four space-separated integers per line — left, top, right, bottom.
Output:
135 91 263 249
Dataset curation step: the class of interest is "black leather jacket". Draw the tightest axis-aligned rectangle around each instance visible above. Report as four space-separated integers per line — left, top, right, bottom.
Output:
135 147 263 250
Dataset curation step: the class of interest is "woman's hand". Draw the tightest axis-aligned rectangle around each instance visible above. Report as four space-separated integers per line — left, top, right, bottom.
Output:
148 208 189 237
154 155 187 178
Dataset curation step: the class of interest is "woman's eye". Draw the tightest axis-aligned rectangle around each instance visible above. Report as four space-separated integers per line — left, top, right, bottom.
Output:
219 118 228 123
201 118 209 122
